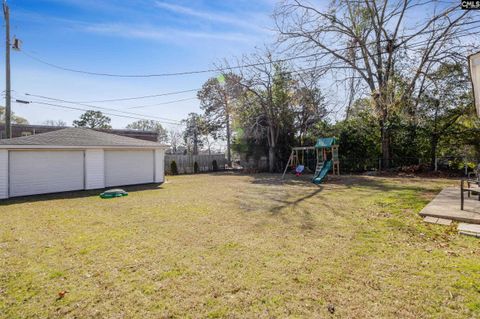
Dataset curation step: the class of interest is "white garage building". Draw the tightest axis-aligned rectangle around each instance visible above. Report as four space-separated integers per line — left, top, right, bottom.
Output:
0 127 168 199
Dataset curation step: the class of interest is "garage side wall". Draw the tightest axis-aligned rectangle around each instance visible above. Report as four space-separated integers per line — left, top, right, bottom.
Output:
85 149 105 189
0 150 8 199
155 149 165 183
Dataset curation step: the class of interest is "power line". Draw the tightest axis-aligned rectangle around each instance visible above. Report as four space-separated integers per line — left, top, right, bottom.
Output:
21 50 321 78
20 99 185 126
18 27 480 112
16 25 476 127
17 24 478 122
20 19 478 79
25 88 200 104
21 28 476 118
22 93 183 123
127 97 198 109
276 27 480 78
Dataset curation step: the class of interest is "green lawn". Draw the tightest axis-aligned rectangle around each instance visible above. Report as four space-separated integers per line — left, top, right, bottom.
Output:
0 173 479 318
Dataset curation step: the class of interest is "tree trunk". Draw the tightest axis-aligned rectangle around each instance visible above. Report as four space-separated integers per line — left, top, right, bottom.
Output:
380 120 390 170
268 146 275 173
226 112 231 167
375 96 391 170
430 136 438 170
193 131 199 155
267 125 277 173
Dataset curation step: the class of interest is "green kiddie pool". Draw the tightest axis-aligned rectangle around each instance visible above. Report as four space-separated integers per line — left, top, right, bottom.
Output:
100 189 128 199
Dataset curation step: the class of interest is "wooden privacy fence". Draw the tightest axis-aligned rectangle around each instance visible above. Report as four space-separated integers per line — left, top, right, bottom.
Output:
165 154 227 174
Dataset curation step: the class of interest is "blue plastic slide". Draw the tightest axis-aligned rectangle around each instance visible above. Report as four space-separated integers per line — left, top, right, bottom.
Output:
312 160 332 184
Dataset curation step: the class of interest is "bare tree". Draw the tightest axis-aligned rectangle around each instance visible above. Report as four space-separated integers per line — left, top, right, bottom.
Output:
168 128 183 154
275 0 477 168
236 48 295 172
203 134 221 155
43 119 67 127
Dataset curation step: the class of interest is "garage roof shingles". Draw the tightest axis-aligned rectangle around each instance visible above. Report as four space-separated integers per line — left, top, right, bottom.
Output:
0 127 166 147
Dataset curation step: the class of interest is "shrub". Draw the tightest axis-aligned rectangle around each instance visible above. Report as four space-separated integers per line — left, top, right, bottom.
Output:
212 160 218 171
170 160 178 175
194 161 199 174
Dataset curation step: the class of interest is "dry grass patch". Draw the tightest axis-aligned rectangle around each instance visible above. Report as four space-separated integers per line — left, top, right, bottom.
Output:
0 173 479 318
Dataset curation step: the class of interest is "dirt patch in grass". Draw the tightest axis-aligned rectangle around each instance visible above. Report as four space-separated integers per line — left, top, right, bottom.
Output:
0 173 479 318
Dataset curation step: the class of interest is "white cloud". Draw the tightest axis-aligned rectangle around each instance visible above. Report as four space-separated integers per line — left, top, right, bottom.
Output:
154 1 270 34
15 6 265 44
83 22 257 43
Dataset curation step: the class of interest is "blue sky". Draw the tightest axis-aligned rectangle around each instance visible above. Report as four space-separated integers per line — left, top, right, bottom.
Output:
4 0 277 129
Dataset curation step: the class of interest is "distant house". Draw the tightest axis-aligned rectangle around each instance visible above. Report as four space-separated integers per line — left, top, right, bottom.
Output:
0 124 159 142
0 127 168 199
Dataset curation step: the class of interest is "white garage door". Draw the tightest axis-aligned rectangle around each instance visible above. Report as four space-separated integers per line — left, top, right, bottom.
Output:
9 150 85 197
105 150 154 187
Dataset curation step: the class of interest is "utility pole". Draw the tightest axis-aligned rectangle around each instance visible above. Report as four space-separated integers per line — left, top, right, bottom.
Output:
3 0 11 138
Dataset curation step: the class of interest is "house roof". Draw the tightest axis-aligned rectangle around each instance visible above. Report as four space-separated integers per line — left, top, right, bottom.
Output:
0 123 159 142
314 137 337 149
0 127 167 148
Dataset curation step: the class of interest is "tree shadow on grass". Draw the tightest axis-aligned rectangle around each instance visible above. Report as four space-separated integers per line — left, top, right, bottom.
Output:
246 173 433 193
201 170 316 187
250 173 318 187
0 183 165 206
268 186 324 214
239 171 443 193
247 174 442 221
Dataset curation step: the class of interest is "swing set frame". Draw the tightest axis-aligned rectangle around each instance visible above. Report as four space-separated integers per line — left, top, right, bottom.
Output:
281 140 340 179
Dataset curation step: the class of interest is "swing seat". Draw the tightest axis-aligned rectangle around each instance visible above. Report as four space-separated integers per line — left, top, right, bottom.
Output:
295 164 305 176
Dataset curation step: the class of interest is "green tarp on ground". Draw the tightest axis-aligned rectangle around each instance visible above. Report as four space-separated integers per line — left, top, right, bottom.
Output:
100 189 128 199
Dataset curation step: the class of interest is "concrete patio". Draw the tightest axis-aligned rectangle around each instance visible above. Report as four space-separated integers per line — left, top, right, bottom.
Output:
419 187 480 225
